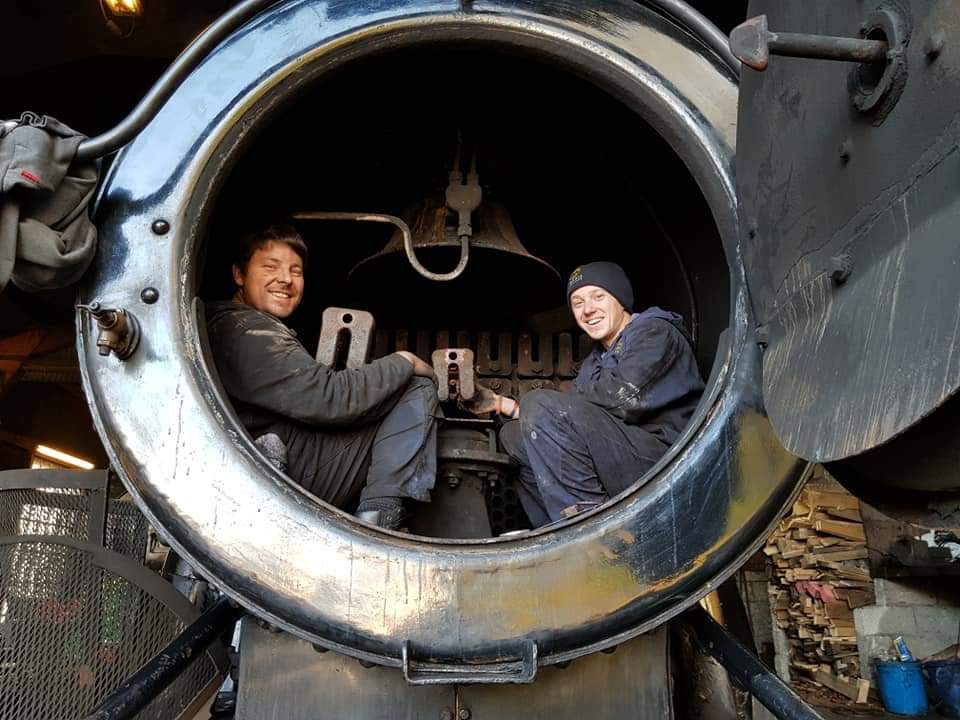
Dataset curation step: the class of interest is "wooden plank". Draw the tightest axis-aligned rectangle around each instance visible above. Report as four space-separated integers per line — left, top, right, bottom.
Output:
824 601 854 620
824 507 862 522
813 669 861 701
814 519 866 542
809 548 869 562
802 490 860 510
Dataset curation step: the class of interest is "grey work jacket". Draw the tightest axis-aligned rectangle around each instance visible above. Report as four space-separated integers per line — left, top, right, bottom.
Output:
0 112 98 292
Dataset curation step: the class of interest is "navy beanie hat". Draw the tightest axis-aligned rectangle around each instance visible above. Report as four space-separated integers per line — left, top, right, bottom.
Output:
567 262 634 312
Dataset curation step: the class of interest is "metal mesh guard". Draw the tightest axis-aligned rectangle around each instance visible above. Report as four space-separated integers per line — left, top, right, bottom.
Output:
0 490 217 719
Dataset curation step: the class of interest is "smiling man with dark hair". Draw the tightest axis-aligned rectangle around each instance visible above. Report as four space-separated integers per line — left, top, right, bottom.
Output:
206 223 440 529
464 261 704 527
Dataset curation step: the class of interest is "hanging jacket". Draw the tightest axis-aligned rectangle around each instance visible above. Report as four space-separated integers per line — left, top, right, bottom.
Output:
0 112 99 292
573 306 704 443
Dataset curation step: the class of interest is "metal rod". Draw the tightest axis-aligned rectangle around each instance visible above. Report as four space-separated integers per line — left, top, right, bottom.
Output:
730 15 889 72
77 0 281 160
769 32 888 64
292 211 470 282
81 597 243 720
683 605 827 720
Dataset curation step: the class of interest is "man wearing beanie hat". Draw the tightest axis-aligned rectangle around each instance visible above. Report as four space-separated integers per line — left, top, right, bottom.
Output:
464 261 704 527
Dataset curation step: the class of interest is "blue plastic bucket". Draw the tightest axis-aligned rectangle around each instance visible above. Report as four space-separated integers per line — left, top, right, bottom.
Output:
924 659 960 718
875 660 928 716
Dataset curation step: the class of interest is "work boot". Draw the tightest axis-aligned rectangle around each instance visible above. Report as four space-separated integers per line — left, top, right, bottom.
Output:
355 498 407 530
253 432 287 473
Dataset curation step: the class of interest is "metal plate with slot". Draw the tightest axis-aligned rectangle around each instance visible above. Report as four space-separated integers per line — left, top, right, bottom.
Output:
433 348 476 402
315 307 374 369
477 332 513 376
517 333 553 378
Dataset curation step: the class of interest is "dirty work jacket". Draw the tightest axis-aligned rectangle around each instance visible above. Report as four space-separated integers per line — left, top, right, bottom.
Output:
0 112 98 292
206 301 414 434
573 306 704 444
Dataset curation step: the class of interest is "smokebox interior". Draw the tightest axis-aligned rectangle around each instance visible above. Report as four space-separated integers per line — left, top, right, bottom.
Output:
199 44 731 538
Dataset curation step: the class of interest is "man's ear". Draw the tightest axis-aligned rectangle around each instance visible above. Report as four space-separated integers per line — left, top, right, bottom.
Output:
231 263 243 288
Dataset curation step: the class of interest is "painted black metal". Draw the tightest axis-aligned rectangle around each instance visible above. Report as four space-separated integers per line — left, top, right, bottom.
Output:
827 390 960 526
641 0 741 74
737 0 960 464
684 605 826 720
76 0 282 160
82 597 241 720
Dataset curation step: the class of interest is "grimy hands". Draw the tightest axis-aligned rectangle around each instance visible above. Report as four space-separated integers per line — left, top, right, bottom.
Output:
460 383 519 419
394 351 436 379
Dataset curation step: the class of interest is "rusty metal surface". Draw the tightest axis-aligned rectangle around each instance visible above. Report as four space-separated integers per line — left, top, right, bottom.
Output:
78 0 807 672
315 306 374 370
432 348 476 402
738 0 960 462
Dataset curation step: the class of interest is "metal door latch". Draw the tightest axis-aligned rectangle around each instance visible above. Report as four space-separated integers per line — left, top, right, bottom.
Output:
730 14 889 71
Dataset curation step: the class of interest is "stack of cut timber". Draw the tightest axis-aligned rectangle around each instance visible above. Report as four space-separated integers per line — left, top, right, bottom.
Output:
765 484 874 703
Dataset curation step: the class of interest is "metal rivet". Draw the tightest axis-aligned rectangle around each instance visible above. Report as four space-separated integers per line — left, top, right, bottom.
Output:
140 287 159 304
924 31 945 59
755 325 770 347
830 254 853 284
458 710 471 720
839 139 853 162
151 219 170 235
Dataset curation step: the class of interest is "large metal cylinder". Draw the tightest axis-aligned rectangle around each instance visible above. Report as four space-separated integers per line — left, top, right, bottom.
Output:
79 0 807 672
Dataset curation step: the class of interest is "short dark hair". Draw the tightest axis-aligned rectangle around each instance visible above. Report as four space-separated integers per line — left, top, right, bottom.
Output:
234 223 308 273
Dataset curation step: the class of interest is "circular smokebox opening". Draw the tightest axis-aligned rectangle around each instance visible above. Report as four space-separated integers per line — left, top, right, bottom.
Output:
198 42 731 541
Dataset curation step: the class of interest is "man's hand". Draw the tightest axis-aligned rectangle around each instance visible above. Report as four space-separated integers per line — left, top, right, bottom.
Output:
394 351 436 379
460 383 519 419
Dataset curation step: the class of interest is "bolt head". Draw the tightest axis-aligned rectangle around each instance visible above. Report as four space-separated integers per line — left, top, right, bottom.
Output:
140 287 159 304
830 254 853 284
924 31 945 58
458 710 471 720
839 139 853 162
151 219 170 235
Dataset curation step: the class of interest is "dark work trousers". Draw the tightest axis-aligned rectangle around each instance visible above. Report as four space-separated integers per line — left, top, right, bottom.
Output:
499 389 669 527
274 377 440 507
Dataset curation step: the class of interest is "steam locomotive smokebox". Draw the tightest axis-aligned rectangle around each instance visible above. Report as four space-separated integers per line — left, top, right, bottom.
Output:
78 0 808 677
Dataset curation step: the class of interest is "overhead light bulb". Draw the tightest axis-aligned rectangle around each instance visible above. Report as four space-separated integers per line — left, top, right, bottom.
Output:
103 0 142 17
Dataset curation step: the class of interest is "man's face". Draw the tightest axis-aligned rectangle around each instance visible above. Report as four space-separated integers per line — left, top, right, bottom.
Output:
570 284 631 349
232 241 304 319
